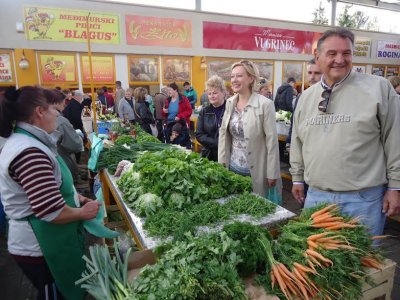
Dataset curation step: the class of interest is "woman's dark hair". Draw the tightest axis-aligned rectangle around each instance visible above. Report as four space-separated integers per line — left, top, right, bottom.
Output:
133 87 146 102
169 82 179 92
43 89 66 105
0 86 60 137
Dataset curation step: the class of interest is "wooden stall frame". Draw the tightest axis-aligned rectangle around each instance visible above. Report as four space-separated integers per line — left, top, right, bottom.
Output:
100 169 145 250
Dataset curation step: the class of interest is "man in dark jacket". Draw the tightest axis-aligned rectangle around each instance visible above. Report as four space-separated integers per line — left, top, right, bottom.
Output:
62 90 86 163
153 86 168 141
274 77 296 112
63 90 85 133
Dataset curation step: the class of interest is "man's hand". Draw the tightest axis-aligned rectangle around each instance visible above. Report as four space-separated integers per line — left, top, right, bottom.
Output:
267 179 277 187
292 184 305 204
382 190 400 216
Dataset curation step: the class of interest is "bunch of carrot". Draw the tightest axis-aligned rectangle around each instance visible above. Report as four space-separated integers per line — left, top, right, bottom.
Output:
259 203 385 300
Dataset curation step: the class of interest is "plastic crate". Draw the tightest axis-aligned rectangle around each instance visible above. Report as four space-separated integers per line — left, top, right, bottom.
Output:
97 121 112 134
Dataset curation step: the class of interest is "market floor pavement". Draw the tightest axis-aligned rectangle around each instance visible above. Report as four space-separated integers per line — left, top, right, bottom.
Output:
1 179 399 299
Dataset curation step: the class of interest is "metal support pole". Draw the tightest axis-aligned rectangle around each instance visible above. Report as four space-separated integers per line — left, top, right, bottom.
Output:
195 0 202 11
86 13 97 134
331 0 337 26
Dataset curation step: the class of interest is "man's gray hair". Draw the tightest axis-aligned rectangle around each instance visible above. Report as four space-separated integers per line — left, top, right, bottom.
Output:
317 28 355 52
73 90 83 97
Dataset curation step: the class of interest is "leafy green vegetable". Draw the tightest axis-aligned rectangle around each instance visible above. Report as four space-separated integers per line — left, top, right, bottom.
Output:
114 135 134 146
143 193 277 239
223 222 272 277
129 232 247 300
133 193 164 217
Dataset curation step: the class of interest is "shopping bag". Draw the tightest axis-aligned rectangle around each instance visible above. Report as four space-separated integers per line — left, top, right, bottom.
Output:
88 134 103 171
150 124 158 137
265 186 282 205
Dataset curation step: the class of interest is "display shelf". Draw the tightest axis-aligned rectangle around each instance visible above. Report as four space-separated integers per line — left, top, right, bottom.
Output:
100 169 296 250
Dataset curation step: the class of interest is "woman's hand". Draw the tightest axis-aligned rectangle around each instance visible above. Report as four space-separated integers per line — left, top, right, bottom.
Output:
267 179 277 187
175 116 180 121
80 201 101 220
162 108 168 113
78 194 93 205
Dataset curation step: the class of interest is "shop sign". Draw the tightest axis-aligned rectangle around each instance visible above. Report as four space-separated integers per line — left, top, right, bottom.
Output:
376 40 400 59
0 53 14 83
203 21 321 54
81 55 115 83
38 53 77 83
24 6 119 44
353 37 371 57
125 15 192 48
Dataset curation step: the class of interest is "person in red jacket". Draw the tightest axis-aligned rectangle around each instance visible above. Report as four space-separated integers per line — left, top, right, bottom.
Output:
162 82 192 127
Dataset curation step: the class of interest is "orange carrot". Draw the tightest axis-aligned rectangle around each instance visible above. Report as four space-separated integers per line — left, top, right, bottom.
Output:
312 222 344 228
325 223 358 230
306 249 333 265
272 264 289 299
270 270 276 289
293 262 317 274
310 204 337 219
307 232 331 241
307 240 318 250
371 235 389 240
313 216 344 224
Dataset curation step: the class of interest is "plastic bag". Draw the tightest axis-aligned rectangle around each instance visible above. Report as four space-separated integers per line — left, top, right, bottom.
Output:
265 186 282 205
88 134 103 171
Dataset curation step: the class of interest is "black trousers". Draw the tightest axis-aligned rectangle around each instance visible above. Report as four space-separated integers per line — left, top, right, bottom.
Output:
12 255 64 300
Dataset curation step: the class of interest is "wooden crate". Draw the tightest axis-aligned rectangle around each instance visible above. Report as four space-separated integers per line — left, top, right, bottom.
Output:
361 259 396 300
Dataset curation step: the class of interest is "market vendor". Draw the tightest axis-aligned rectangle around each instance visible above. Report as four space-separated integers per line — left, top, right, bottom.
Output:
0 86 101 300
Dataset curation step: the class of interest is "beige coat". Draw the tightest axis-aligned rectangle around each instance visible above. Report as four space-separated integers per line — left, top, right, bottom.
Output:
218 93 282 197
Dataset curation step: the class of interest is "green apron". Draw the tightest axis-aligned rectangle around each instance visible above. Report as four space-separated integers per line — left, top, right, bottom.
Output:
16 128 86 300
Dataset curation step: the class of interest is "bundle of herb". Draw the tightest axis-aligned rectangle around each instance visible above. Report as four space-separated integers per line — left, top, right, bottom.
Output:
129 232 247 300
143 193 277 240
114 135 134 146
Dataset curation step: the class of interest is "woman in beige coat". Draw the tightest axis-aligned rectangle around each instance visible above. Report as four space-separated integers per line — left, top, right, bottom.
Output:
218 60 281 197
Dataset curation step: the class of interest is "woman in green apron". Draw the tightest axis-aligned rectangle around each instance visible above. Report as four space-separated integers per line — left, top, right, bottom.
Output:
0 87 101 300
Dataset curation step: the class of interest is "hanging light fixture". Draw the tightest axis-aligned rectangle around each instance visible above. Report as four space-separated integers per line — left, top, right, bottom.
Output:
19 49 30 70
200 56 207 70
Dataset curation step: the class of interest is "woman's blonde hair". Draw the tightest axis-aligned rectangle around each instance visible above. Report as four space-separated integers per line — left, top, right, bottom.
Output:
231 60 260 92
125 88 133 94
206 75 226 93
388 76 400 89
133 87 146 102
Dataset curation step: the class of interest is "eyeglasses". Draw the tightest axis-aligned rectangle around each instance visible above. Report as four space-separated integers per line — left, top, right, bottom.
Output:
318 89 332 113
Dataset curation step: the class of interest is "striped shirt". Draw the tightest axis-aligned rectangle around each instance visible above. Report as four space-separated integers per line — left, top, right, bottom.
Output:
9 147 65 219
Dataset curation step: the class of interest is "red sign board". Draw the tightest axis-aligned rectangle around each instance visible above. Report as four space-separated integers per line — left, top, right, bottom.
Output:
203 21 321 54
125 15 192 48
